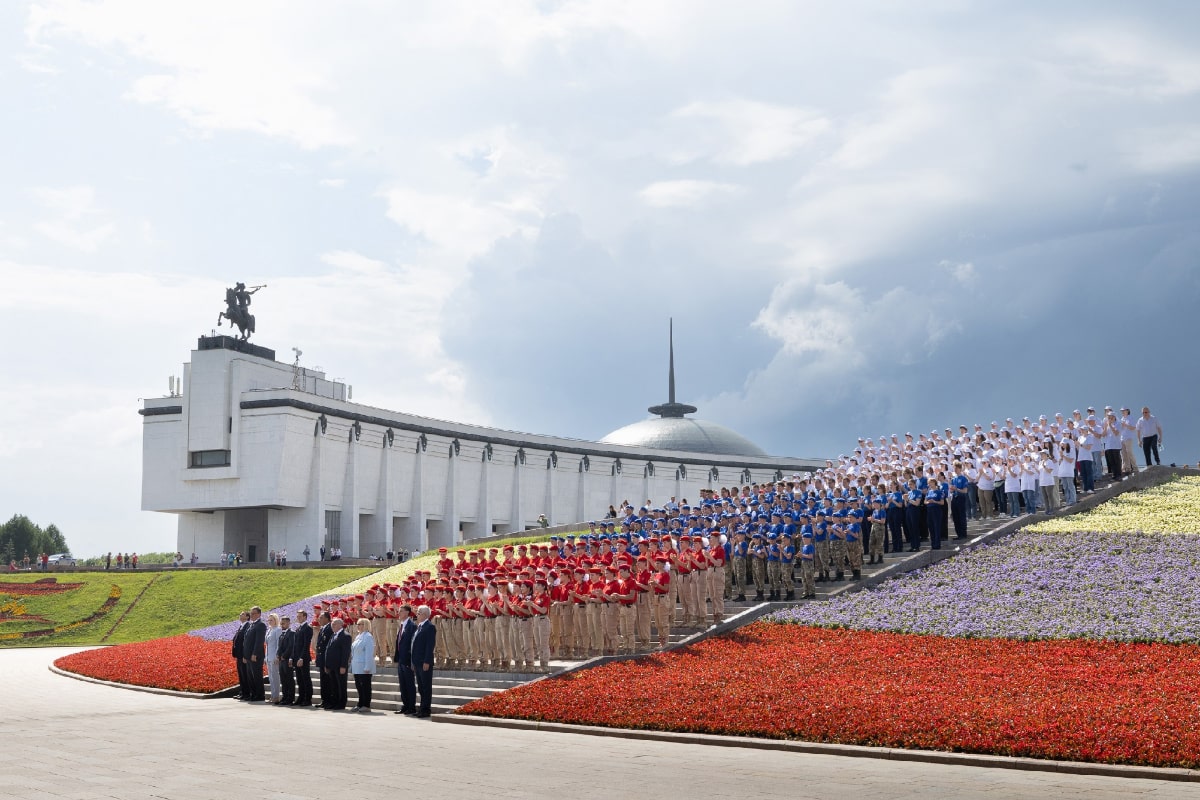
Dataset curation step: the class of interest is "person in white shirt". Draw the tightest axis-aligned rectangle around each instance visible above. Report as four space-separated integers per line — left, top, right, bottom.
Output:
1136 407 1163 467
1004 458 1023 518
1119 409 1139 476
1039 451 1059 514
1020 456 1040 515
1056 436 1078 506
1102 413 1124 481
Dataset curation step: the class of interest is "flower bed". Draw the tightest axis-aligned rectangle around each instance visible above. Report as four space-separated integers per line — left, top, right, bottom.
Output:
0 578 85 595
1027 476 1200 534
55 634 237 693
766 530 1200 643
188 595 341 641
459 622 1200 769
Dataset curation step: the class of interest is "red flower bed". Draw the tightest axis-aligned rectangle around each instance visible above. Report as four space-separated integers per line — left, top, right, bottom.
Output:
0 578 84 595
55 634 241 694
460 622 1200 769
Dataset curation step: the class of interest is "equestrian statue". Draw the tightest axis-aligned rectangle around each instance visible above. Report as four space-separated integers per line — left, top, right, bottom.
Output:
217 282 265 340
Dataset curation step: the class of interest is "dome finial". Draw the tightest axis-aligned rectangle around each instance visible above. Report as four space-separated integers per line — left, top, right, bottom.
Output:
648 317 697 418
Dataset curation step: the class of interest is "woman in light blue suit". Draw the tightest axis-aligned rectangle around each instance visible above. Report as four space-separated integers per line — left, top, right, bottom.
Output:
349 618 376 713
264 613 282 704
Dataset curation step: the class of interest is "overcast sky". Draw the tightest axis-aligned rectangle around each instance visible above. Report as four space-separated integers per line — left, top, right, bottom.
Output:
2 1 1198 557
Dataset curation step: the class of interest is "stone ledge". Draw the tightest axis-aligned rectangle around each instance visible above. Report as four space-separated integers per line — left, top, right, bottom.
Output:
437 714 1200 782
48 663 236 699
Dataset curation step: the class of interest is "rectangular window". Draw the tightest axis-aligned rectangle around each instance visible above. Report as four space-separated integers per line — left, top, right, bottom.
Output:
325 510 341 550
189 449 231 468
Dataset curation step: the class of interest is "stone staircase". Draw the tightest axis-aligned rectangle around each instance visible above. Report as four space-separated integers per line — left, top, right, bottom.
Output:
306 665 543 715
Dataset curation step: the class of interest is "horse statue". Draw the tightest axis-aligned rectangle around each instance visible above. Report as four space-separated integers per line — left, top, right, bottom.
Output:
217 282 263 340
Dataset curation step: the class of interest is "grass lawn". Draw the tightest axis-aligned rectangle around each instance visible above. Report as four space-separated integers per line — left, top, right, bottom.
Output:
0 568 373 646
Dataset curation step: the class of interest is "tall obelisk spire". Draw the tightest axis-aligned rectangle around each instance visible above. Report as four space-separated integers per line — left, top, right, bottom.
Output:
668 317 676 405
648 317 697 419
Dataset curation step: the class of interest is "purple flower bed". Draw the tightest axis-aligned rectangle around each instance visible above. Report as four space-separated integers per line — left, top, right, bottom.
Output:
768 531 1200 644
188 596 341 641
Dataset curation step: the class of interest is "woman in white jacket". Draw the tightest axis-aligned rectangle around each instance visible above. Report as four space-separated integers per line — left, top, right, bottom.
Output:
349 618 376 713
264 613 281 704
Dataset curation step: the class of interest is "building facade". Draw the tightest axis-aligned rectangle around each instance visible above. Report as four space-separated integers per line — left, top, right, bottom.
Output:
141 336 820 562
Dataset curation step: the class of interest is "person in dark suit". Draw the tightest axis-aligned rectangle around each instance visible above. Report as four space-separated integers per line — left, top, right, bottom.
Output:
323 618 352 710
293 609 314 706
314 612 332 708
232 612 250 700
277 616 297 706
393 604 417 715
242 606 267 701
410 605 437 718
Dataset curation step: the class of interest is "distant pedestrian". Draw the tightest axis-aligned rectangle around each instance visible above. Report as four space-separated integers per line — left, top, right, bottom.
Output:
303 545 311 561
104 552 111 571
320 545 326 561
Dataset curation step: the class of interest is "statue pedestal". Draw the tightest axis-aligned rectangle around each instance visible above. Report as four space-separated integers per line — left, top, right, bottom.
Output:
197 335 276 361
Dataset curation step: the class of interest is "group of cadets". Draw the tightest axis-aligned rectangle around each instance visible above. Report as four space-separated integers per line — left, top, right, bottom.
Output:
290 402 1153 670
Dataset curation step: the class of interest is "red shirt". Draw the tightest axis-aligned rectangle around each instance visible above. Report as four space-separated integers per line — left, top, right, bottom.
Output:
708 545 726 567
652 571 672 594
530 593 551 615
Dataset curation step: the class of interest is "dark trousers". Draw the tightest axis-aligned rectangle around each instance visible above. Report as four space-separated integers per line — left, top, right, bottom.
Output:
904 507 921 550
280 663 295 704
886 508 904 552
1105 449 1122 481
295 661 313 705
398 664 417 713
317 663 329 707
325 669 347 709
353 673 373 708
248 659 264 700
928 505 944 549
236 658 250 698
1079 459 1095 492
1142 435 1160 466
415 665 433 715
950 494 968 539
860 520 872 556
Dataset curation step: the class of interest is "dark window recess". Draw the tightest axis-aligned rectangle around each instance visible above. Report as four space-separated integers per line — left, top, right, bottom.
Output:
325 510 341 549
189 450 231 468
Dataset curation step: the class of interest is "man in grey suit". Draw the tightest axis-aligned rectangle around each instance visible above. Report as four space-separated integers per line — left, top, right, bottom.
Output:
393 605 417 716
242 606 267 702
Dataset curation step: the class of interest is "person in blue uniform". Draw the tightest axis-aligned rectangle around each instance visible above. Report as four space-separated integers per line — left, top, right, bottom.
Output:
950 464 970 540
904 482 924 552
924 481 946 550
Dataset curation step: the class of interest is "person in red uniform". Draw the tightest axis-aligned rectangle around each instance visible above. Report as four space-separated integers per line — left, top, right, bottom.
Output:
706 531 727 626
632 554 653 649
651 556 672 649
614 563 638 654
530 578 552 671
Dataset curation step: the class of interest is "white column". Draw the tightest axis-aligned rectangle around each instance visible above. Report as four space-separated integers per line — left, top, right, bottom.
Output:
545 456 556 525
407 443 427 552
511 452 525 532
342 426 360 557
376 433 394 554
443 445 460 546
477 449 492 538
575 462 587 523
308 421 326 557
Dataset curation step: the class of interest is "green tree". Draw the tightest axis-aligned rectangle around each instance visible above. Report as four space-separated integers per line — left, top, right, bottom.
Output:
0 515 72 564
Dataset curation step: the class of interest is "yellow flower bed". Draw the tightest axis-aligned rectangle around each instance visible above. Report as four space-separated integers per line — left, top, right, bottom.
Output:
1026 476 1200 535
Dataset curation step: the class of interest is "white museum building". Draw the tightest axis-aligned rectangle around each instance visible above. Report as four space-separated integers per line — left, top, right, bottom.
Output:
141 335 820 562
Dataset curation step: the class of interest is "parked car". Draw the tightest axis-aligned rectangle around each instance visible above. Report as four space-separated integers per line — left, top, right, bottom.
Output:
47 553 76 567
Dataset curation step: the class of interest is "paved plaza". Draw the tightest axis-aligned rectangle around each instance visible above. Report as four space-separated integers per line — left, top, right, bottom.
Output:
3 647 1194 800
